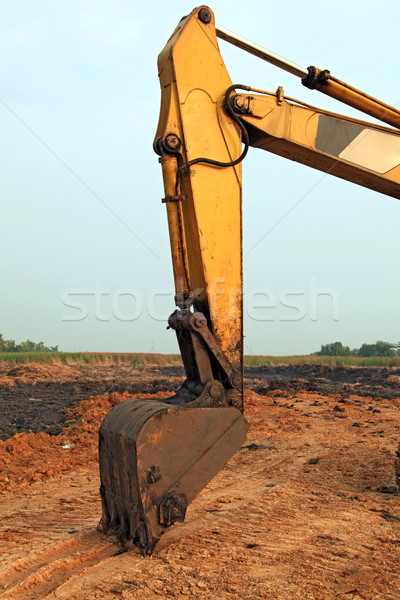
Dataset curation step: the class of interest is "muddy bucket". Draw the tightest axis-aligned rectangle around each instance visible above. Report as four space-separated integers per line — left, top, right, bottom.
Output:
99 397 247 554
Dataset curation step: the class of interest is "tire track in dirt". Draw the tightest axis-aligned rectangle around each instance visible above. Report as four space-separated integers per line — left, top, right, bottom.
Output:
0 434 308 600
0 532 116 600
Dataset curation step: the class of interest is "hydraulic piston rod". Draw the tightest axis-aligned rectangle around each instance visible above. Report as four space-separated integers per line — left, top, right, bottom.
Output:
216 25 307 78
216 25 400 130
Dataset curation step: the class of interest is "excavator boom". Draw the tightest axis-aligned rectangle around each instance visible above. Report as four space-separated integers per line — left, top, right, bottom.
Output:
237 90 400 199
99 5 399 554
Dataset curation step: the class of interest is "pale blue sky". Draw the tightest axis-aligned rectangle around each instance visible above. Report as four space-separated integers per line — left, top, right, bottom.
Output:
2 1 399 355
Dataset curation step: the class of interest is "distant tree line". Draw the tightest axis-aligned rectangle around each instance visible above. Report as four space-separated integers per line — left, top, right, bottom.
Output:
0 333 58 353
316 341 400 357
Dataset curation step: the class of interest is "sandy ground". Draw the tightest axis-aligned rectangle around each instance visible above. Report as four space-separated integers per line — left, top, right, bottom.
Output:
0 364 400 599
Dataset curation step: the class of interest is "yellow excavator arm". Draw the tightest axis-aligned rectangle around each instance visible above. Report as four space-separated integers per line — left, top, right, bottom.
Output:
237 91 400 198
99 6 399 554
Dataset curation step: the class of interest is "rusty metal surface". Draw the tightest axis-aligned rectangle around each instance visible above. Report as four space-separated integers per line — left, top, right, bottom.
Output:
99 397 248 554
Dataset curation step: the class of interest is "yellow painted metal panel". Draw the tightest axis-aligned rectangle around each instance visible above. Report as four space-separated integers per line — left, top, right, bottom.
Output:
155 7 243 368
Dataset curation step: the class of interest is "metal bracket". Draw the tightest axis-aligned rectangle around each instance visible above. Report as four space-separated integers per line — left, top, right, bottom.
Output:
232 94 253 114
276 86 284 105
158 492 187 527
302 66 331 89
167 309 243 409
162 195 185 203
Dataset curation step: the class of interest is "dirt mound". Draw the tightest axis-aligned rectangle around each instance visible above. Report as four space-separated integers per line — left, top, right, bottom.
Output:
0 362 77 387
0 390 176 493
0 364 187 440
0 389 249 494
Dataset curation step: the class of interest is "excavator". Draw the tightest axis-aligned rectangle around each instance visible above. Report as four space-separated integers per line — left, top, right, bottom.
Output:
99 6 400 554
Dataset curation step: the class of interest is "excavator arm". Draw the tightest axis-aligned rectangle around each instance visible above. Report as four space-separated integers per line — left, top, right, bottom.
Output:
99 7 248 554
99 5 399 554
236 90 400 198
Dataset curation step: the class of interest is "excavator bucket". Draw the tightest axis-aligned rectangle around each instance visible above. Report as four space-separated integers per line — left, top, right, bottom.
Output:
99 397 247 554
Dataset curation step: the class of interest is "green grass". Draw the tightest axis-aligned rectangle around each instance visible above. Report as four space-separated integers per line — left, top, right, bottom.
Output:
0 352 182 366
243 354 400 367
1 351 399 368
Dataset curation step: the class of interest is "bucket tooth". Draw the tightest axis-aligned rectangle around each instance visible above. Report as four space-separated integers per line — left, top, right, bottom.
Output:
99 397 248 554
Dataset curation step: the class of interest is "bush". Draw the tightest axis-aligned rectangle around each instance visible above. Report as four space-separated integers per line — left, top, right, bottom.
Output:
317 342 351 356
317 340 399 357
356 341 396 357
0 333 58 353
